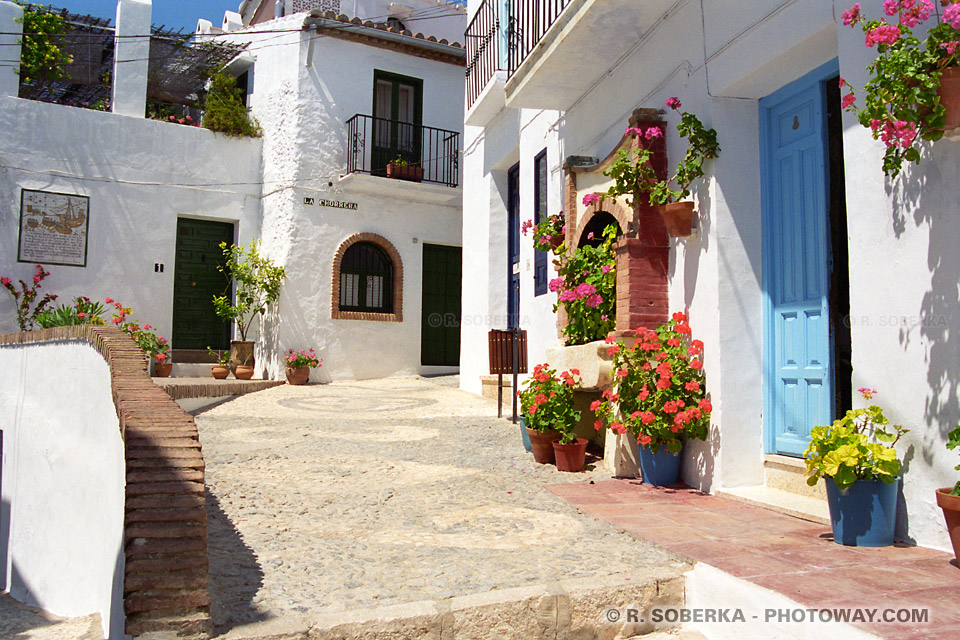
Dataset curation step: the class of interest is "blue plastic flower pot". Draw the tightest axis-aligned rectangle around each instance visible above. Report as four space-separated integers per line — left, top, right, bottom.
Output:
519 416 532 452
825 477 899 547
637 444 681 486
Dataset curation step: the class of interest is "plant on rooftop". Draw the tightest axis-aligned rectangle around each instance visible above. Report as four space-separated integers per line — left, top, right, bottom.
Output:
1 264 58 331
840 0 960 177
16 4 73 85
202 70 262 137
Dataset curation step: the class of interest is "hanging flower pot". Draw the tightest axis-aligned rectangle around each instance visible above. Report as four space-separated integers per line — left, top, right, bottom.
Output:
938 66 960 133
659 202 695 237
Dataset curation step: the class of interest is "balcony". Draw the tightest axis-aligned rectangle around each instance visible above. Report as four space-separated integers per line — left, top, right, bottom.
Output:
345 114 460 188
504 0 675 111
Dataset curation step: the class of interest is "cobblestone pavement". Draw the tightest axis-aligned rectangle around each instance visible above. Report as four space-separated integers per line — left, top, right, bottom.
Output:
0 593 102 640
197 377 686 633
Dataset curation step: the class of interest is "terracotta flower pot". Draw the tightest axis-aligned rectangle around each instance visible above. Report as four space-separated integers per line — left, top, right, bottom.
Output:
937 66 960 132
230 340 255 373
553 438 588 472
526 427 561 464
234 365 255 380
211 365 229 379
549 234 564 251
286 366 310 385
386 164 424 182
936 488 960 564
153 361 172 377
659 201 695 237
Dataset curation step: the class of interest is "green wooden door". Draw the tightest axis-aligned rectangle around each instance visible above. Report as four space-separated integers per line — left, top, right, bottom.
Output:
421 244 461 366
173 218 233 349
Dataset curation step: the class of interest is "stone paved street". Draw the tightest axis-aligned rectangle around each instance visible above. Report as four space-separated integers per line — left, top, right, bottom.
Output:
0 594 102 640
196 377 687 635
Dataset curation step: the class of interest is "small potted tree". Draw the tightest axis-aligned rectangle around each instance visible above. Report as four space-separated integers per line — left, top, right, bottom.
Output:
207 347 231 379
518 364 582 465
386 154 424 182
936 426 960 565
212 239 286 380
803 388 907 547
594 311 712 486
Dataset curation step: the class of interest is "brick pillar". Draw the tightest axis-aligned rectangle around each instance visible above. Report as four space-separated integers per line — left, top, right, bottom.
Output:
613 109 670 336
557 167 578 338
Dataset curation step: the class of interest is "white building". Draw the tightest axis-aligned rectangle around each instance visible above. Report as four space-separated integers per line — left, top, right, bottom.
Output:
203 0 467 382
462 0 960 553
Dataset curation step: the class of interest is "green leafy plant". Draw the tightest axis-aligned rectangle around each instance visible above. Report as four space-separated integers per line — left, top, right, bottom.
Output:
213 239 287 342
550 224 617 346
803 388 907 491
207 346 230 367
522 213 565 254
202 70 262 137
390 155 409 166
284 348 322 369
596 97 720 207
947 425 960 496
1 264 58 331
518 364 582 443
593 312 712 454
35 296 106 327
16 4 73 84
106 298 169 362
841 1 960 177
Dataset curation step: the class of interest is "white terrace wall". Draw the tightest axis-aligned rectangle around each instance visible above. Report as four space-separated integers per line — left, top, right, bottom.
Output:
0 95 263 342
220 16 465 381
0 340 125 639
468 0 960 550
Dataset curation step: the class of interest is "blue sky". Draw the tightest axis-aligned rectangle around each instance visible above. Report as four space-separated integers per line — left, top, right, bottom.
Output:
54 0 465 33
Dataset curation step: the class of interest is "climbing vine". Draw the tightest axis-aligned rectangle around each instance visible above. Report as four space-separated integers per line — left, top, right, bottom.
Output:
16 4 72 84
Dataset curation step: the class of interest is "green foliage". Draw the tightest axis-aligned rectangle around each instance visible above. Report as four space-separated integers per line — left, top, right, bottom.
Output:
108 300 169 361
35 296 106 327
518 364 582 443
593 313 711 454
202 71 262 137
1 264 58 331
843 4 960 177
207 346 230 367
16 5 72 84
213 239 286 341
803 393 907 491
552 224 617 346
947 425 960 496
523 213 565 254
650 111 721 205
603 146 658 207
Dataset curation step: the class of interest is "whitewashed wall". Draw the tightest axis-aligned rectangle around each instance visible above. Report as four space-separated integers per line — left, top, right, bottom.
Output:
222 15 465 381
466 0 960 550
0 96 263 343
0 340 125 639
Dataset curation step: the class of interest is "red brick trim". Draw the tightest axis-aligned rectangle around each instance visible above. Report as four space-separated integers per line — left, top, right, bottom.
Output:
570 200 633 249
0 326 211 638
331 233 404 323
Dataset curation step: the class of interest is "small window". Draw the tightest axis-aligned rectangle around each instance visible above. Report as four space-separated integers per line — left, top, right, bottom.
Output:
339 242 394 313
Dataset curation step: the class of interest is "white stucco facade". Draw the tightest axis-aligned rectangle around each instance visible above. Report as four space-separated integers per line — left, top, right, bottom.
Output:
463 0 960 551
0 340 126 639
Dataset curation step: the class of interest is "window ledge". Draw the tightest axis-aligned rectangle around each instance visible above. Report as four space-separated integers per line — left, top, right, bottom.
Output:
332 309 402 323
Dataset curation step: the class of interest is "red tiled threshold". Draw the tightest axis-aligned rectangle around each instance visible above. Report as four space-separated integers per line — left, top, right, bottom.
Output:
547 479 959 639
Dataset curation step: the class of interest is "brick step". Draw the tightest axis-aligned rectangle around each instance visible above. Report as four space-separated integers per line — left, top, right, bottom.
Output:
126 446 204 460
126 537 207 557
126 481 205 497
125 553 208 575
126 456 204 470
126 522 207 541
124 590 211 614
126 494 205 510
125 434 200 447
125 569 208 591
125 507 206 524
124 611 211 638
127 469 204 483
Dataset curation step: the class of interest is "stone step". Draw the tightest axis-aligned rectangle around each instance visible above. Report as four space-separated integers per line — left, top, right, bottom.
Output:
764 453 826 500
717 485 830 525
171 362 220 378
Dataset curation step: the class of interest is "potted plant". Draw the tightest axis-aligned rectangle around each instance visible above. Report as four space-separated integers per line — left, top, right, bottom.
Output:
596 97 720 237
1 264 58 331
522 213 566 253
284 347 322 385
207 347 231 379
594 311 711 486
936 425 960 564
840 1 960 177
107 299 171 377
35 296 106 328
518 364 582 464
212 239 287 376
386 154 424 182
803 388 907 547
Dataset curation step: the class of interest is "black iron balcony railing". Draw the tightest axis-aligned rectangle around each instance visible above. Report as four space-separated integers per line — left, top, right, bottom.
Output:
507 0 573 76
345 114 460 188
465 0 500 109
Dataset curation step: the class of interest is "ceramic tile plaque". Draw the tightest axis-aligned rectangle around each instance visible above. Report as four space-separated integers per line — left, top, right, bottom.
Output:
18 189 90 267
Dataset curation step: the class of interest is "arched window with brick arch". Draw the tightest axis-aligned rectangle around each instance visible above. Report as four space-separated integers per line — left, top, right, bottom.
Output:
331 234 403 322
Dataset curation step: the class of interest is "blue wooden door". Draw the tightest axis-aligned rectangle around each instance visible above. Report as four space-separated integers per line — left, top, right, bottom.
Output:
761 63 836 456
